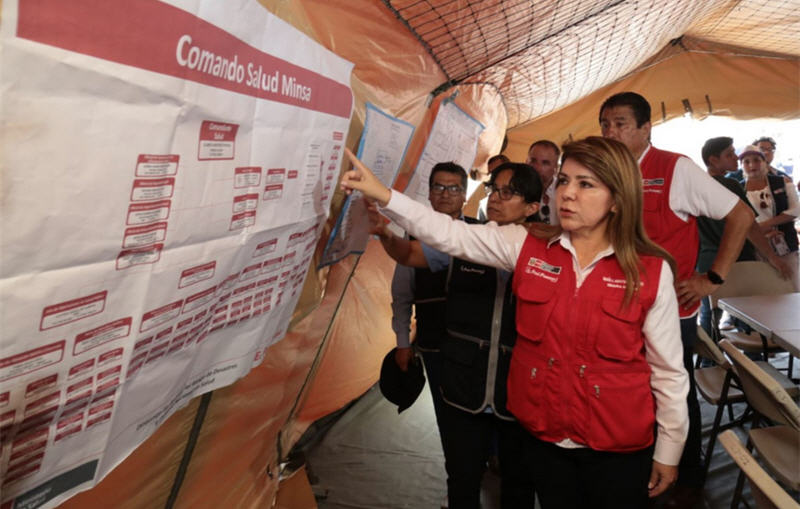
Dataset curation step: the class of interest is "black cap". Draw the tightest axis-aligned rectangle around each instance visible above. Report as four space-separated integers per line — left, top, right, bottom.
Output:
378 348 426 413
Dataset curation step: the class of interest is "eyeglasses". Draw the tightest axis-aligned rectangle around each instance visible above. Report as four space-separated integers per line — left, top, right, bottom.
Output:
430 183 464 195
484 183 521 201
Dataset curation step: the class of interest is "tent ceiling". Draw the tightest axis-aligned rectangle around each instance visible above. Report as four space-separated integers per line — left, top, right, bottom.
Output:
382 0 800 128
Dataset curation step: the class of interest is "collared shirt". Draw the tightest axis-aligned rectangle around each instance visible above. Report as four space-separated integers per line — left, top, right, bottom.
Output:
380 189 689 465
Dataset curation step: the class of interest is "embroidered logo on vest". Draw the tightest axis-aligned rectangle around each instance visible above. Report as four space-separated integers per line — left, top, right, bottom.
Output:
642 178 664 193
459 266 485 275
525 257 561 282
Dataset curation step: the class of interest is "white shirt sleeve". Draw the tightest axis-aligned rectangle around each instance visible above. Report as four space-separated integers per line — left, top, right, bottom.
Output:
781 178 800 217
390 264 415 349
381 190 528 272
642 260 690 465
669 156 739 221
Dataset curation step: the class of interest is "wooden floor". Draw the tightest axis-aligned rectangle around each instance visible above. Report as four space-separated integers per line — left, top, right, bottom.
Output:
304 354 798 509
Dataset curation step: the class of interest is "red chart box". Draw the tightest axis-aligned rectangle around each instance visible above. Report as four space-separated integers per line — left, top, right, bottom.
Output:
135 154 179 177
234 167 261 188
73 317 132 356
230 211 256 231
130 178 175 202
126 200 171 226
117 243 163 270
122 222 167 249
198 121 238 161
179 261 216 289
140 300 183 332
40 292 106 331
1 341 65 383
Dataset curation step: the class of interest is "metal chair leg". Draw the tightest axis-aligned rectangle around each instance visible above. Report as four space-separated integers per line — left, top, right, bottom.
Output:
704 399 727 477
729 437 753 509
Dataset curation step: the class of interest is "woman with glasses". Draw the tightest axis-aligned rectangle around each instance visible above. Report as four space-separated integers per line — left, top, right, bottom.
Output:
343 137 688 508
740 145 800 290
371 161 541 509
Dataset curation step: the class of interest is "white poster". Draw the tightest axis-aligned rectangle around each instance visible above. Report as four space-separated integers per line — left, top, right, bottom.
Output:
404 100 484 203
0 0 353 507
319 103 415 267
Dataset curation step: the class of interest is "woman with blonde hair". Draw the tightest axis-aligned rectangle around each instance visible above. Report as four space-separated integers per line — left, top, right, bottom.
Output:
341 136 688 508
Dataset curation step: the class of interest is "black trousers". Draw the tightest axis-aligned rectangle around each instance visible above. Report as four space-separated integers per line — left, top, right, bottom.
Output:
420 350 445 440
678 317 704 486
526 435 653 509
438 403 535 509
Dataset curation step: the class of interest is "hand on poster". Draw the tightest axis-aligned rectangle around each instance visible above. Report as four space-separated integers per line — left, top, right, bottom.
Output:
341 148 392 206
365 201 390 239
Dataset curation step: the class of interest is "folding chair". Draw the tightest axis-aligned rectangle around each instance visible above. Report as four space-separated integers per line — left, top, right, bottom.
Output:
719 340 800 509
709 261 795 374
694 328 797 477
719 430 800 509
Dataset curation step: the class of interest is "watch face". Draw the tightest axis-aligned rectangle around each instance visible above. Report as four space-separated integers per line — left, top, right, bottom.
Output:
707 271 723 284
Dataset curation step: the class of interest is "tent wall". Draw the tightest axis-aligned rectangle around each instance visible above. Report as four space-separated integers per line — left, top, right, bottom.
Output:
505 47 800 160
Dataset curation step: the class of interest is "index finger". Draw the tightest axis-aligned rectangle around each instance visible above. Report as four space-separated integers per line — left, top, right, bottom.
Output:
344 148 368 173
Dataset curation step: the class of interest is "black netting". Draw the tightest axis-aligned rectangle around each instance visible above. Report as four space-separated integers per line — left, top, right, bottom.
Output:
382 0 800 128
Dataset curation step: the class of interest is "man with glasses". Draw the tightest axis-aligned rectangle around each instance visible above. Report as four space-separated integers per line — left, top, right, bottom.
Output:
382 162 468 419
370 161 540 508
754 136 792 181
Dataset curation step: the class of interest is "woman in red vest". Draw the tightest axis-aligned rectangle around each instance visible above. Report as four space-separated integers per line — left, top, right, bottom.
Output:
341 137 689 508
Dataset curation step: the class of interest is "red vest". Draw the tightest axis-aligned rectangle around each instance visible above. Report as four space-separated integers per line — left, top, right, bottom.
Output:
508 235 662 452
640 146 699 317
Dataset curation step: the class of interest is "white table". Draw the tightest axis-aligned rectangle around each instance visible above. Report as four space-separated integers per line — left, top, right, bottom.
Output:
718 293 800 358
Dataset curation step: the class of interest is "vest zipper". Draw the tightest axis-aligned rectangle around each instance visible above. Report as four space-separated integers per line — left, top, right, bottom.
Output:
484 270 507 414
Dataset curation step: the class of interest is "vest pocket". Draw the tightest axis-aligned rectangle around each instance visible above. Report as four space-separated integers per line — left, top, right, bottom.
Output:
594 299 643 362
506 352 548 432
584 369 654 452
440 335 488 411
515 281 556 341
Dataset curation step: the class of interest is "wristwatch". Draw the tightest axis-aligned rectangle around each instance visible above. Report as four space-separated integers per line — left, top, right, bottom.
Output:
706 270 725 285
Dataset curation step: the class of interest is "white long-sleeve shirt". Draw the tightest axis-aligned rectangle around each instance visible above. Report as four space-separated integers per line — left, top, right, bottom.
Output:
379 190 689 465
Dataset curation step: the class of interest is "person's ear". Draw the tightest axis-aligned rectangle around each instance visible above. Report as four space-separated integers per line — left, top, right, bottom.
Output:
525 202 540 217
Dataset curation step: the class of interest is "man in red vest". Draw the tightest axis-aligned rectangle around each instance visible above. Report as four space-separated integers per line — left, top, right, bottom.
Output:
599 92 753 507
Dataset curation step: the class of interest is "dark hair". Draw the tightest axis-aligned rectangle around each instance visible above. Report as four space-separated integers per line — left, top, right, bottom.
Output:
753 136 776 149
429 162 467 190
701 137 734 166
488 162 542 204
488 154 510 167
528 139 561 158
599 92 651 127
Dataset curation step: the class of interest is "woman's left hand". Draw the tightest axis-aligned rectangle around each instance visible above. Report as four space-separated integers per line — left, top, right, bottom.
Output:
648 460 678 498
